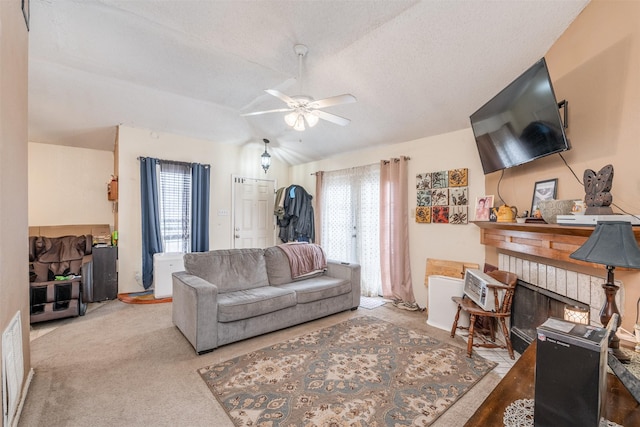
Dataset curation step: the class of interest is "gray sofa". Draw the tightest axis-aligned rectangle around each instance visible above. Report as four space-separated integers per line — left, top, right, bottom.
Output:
172 246 361 354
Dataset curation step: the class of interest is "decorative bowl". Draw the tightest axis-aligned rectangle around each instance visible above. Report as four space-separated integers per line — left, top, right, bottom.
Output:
537 199 575 224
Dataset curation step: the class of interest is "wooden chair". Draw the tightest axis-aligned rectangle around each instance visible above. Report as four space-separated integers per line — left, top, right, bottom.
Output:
450 270 518 359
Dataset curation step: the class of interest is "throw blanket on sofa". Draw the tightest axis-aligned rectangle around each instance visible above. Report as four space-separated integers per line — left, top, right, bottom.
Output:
277 243 327 279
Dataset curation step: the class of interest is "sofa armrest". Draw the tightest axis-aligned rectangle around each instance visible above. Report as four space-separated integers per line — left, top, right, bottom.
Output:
172 271 219 354
326 260 361 308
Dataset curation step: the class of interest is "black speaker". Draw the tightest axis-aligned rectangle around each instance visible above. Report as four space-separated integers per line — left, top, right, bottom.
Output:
534 317 609 427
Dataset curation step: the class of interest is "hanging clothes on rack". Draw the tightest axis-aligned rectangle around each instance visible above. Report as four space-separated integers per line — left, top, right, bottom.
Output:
278 184 315 243
274 186 286 220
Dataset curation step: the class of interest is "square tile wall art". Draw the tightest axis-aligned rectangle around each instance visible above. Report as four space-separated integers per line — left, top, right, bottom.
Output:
416 207 431 223
416 173 432 190
432 206 449 223
416 168 469 224
449 187 468 206
431 171 449 188
417 190 431 207
449 206 468 224
431 188 449 206
448 168 468 187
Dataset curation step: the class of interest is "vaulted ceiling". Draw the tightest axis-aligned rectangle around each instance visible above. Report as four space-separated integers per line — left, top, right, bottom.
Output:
28 0 589 165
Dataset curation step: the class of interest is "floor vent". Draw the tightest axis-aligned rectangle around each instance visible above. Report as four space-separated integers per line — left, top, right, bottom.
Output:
2 311 24 427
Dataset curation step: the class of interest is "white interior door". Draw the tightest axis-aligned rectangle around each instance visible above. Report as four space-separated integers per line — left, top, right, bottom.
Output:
233 177 276 248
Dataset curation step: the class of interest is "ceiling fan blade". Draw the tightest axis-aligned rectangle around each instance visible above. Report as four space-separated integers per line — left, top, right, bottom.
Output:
241 108 293 117
265 89 297 106
309 94 357 109
312 110 351 126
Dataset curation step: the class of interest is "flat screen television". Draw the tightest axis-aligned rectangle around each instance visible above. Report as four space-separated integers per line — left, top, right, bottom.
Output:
470 58 570 175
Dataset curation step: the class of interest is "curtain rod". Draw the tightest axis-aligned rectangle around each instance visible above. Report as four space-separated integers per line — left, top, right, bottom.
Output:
137 156 210 168
311 157 410 175
382 156 411 164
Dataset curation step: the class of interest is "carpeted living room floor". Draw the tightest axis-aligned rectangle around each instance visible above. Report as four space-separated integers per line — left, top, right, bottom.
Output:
19 300 502 426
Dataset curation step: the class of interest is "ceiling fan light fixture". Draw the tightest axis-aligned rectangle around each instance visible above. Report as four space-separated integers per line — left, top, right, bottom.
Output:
285 111 315 131
305 112 320 128
285 110 307 131
245 45 356 129
293 114 306 131
284 112 298 127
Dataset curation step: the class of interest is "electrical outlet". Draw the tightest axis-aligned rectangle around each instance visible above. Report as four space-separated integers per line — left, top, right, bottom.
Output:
217 209 229 216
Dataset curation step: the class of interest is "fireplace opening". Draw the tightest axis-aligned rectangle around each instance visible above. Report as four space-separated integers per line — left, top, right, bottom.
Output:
511 279 589 354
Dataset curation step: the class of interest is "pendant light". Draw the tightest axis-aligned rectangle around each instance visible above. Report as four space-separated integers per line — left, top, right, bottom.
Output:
261 138 271 173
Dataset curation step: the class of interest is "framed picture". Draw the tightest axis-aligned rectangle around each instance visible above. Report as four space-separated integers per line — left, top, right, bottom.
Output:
22 0 30 31
474 195 494 221
531 179 558 213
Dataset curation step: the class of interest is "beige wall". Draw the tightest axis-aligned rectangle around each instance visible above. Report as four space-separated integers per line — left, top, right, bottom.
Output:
28 143 115 227
116 125 290 293
0 0 30 416
485 0 640 333
290 128 487 308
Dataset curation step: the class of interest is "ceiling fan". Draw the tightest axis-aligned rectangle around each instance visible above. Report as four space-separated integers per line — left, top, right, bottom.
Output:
242 44 357 131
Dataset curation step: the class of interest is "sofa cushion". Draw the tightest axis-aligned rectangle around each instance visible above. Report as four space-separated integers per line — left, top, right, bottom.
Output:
263 246 293 285
275 276 351 304
217 286 296 322
183 249 269 293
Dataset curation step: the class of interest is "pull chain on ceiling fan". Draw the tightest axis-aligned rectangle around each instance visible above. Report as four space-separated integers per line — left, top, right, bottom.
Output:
242 44 357 131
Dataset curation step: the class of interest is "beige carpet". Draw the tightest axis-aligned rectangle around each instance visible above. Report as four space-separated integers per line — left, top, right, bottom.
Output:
20 300 501 427
200 316 496 426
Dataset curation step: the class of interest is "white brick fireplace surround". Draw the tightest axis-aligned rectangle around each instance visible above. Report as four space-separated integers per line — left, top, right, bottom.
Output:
498 253 625 328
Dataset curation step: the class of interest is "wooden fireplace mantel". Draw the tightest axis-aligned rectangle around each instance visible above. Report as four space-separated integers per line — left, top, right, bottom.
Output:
473 221 640 270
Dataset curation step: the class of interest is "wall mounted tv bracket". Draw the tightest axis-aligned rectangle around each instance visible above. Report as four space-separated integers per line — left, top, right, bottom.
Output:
558 100 568 129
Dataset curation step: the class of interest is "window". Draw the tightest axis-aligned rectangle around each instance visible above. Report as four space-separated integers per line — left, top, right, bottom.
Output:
158 161 191 252
140 156 209 289
320 164 381 297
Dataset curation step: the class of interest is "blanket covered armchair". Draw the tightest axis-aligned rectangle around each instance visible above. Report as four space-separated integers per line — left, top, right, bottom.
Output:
29 235 93 323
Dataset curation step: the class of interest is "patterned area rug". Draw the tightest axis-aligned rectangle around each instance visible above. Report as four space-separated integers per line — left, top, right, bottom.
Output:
198 316 496 426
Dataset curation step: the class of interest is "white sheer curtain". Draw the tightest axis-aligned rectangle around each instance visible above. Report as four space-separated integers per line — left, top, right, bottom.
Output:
320 164 381 297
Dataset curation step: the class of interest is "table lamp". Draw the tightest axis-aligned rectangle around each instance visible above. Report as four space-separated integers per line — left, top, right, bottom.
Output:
570 221 640 363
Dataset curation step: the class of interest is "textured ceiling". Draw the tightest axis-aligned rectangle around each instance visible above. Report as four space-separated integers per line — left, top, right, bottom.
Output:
28 0 589 165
